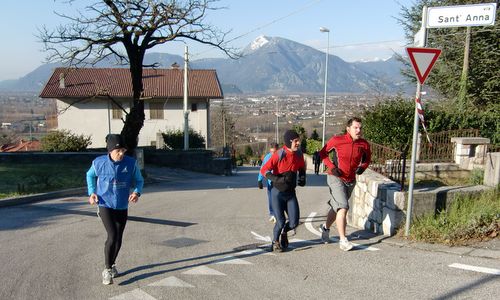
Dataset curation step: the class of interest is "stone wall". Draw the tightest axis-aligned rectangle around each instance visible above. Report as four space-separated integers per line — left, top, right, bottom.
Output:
348 169 493 237
348 169 405 236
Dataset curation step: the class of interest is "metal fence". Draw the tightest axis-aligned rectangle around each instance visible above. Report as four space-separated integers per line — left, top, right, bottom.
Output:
368 141 408 191
418 129 480 162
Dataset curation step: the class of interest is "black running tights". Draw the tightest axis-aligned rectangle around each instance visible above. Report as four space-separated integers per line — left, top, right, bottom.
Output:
99 206 128 269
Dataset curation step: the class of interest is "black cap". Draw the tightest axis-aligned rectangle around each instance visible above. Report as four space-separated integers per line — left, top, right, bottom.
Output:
106 134 125 152
283 130 299 148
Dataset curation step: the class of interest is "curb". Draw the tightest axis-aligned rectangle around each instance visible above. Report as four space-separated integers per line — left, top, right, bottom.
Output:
374 235 500 260
0 187 87 208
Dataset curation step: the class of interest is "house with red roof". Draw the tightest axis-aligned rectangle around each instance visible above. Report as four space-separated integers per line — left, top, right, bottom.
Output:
39 67 224 148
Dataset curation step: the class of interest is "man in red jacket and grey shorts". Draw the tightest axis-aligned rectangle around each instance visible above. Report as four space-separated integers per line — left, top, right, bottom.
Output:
318 117 371 251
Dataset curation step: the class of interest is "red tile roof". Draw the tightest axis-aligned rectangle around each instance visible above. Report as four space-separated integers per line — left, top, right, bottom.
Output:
0 140 42 152
39 68 223 99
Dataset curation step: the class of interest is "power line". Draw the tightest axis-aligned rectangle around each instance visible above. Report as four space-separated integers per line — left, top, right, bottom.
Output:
191 0 325 58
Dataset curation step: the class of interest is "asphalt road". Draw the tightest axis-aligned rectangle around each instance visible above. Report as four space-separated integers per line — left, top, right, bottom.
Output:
0 166 498 300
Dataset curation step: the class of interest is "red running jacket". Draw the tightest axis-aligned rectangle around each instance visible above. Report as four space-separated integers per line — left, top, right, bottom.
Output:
260 146 305 176
319 133 371 183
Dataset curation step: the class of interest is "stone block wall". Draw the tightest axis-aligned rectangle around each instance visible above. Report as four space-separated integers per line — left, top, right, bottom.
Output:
451 137 490 170
348 169 493 237
348 169 405 236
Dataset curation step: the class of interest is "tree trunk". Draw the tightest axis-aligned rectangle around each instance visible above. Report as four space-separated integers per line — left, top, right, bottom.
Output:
121 50 145 152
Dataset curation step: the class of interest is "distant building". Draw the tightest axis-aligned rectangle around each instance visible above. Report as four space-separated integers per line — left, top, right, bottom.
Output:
39 67 224 148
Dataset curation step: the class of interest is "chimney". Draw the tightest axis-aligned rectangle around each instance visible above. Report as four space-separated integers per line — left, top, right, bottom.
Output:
59 73 65 88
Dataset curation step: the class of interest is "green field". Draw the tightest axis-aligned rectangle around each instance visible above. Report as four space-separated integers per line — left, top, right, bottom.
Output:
0 162 89 199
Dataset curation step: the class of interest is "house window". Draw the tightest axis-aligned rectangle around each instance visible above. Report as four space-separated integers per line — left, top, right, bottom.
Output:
191 103 198 112
112 103 122 119
150 101 165 119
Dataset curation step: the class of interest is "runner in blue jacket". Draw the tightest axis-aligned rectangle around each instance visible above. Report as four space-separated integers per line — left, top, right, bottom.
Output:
257 142 279 223
86 134 144 285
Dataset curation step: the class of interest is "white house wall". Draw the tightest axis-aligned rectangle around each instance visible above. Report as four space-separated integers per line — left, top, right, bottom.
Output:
56 98 209 148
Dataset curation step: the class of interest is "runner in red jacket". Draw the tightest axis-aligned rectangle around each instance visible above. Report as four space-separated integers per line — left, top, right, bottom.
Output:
260 129 306 252
318 117 371 251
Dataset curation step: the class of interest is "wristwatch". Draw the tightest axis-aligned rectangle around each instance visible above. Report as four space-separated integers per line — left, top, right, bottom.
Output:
133 192 141 197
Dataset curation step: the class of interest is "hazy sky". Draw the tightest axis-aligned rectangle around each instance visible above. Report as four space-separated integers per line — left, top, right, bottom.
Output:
0 0 415 81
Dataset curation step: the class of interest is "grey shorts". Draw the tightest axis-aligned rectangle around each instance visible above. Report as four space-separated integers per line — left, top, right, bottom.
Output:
326 175 355 212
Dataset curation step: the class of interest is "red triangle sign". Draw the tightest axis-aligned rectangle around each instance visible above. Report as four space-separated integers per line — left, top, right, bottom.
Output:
406 47 442 85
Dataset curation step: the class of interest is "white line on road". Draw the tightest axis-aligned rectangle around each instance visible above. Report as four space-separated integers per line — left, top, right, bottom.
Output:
182 265 226 276
110 288 157 300
251 231 272 242
148 276 195 287
214 256 253 265
449 263 500 275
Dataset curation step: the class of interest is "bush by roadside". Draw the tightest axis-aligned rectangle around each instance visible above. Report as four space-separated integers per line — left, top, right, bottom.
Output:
403 187 499 246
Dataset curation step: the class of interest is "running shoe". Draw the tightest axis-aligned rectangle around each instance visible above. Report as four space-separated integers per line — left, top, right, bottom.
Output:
339 238 354 251
102 268 113 285
110 265 118 278
319 224 330 244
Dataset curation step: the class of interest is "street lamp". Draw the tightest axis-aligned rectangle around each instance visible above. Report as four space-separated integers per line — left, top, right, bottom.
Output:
319 26 330 148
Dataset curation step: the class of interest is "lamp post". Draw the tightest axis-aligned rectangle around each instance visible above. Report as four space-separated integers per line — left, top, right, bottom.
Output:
275 97 279 144
320 27 330 148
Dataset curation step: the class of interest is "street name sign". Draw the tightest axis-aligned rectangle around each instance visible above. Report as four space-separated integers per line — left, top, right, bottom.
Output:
427 3 497 28
406 47 442 85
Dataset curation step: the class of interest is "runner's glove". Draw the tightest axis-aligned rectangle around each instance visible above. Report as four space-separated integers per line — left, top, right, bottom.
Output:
258 180 263 189
330 168 343 177
298 170 306 186
355 167 365 175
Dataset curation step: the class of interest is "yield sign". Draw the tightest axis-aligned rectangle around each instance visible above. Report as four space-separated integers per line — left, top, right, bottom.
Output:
406 47 442 85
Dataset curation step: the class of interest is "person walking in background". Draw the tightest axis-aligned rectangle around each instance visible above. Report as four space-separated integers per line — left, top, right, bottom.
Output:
260 130 306 252
312 149 321 175
258 142 279 223
86 134 144 285
318 117 371 251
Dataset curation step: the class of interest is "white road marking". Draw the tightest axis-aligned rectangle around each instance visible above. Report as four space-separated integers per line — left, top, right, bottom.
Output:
449 263 500 275
148 276 195 287
289 238 316 245
237 248 275 256
109 288 157 300
182 265 226 276
305 212 380 251
251 231 272 242
214 256 253 265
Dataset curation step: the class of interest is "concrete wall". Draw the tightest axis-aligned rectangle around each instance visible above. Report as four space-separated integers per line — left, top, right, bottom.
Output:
0 149 232 176
484 152 500 187
143 149 232 176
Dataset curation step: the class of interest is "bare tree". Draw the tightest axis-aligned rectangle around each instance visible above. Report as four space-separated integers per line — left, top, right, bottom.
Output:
39 0 237 150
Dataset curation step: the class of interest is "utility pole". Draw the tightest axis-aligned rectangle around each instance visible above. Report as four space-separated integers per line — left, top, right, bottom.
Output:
183 46 189 150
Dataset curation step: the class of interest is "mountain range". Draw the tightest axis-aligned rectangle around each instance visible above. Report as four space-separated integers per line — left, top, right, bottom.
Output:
0 36 412 95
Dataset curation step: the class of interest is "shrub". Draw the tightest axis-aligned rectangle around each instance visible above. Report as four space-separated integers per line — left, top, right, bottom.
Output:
362 97 414 149
305 139 322 155
41 130 92 152
162 128 205 149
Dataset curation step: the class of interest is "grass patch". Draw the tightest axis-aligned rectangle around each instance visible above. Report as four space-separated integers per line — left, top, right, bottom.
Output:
0 162 89 199
405 188 499 246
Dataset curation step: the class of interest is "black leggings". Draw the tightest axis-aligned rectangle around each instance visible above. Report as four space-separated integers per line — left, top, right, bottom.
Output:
99 206 128 269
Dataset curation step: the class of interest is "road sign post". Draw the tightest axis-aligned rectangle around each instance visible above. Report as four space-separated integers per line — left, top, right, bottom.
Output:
405 47 441 236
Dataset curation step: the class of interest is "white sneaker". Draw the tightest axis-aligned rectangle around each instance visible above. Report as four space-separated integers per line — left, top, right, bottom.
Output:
319 224 330 244
110 265 118 278
269 215 276 224
102 268 113 285
339 238 354 251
